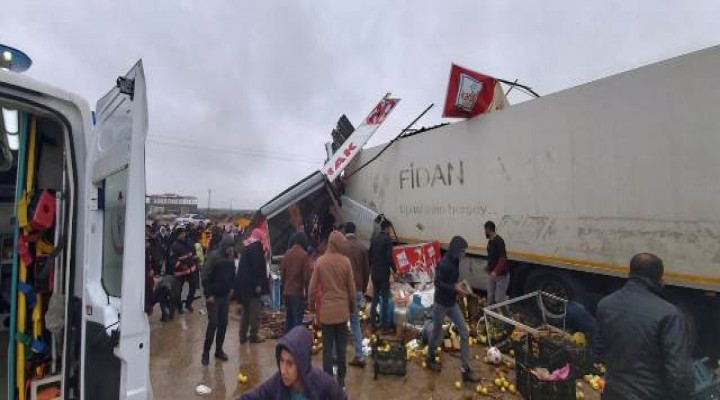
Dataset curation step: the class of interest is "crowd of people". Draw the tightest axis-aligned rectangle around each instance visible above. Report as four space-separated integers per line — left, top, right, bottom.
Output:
145 218 696 400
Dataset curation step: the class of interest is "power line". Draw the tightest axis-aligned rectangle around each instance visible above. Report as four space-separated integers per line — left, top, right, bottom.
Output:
147 137 322 164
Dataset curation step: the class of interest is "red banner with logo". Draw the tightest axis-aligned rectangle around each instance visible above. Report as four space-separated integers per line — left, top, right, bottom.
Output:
442 64 508 118
392 241 441 283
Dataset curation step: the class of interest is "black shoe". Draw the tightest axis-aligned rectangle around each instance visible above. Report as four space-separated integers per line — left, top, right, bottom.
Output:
160 314 169 322
177 307 185 315
337 377 345 390
215 351 229 361
462 368 480 383
201 352 209 366
249 336 265 344
185 303 194 312
425 358 441 373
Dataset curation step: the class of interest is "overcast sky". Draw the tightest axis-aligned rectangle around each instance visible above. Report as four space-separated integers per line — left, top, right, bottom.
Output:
4 1 720 209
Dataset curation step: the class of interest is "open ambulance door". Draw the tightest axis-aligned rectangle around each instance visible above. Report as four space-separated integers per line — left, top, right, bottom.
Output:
81 61 150 400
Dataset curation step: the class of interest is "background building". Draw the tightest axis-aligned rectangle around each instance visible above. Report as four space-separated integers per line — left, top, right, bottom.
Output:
146 193 198 215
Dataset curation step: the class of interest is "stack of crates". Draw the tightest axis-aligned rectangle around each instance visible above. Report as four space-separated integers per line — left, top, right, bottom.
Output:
484 291 577 400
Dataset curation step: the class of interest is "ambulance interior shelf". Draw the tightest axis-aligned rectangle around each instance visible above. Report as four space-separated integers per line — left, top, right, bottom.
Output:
2 112 68 400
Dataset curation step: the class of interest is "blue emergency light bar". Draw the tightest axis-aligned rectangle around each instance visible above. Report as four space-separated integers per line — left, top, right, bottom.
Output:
0 44 32 73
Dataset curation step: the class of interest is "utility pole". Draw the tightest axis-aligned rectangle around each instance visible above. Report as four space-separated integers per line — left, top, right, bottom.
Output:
207 189 211 212
230 199 233 214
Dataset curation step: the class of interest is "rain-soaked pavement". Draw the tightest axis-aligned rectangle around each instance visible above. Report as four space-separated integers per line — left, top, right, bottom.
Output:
150 300 601 400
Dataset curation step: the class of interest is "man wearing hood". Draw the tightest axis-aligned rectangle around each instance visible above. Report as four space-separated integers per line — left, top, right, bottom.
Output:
239 326 346 400
426 236 480 383
597 253 692 400
308 231 356 389
200 235 237 365
281 232 312 332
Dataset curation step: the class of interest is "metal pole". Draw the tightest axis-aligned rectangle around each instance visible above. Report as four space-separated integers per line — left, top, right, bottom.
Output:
345 104 434 180
496 78 540 98
207 189 211 212
504 79 519 97
8 112 28 400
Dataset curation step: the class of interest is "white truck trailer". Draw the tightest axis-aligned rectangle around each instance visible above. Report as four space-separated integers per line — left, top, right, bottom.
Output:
340 45 720 355
1 47 150 399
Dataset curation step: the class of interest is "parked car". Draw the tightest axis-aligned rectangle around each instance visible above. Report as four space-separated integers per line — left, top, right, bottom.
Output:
174 214 211 225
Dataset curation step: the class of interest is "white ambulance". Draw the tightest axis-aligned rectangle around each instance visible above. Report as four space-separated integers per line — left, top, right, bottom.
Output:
0 45 150 399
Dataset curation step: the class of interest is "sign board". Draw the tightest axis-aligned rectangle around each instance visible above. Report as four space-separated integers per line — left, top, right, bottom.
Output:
392 241 441 283
322 93 399 182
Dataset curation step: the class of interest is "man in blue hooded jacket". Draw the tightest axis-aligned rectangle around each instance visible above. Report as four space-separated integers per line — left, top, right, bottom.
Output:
425 236 480 384
239 326 346 400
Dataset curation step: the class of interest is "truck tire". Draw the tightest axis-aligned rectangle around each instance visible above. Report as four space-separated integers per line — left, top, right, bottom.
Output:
523 269 585 318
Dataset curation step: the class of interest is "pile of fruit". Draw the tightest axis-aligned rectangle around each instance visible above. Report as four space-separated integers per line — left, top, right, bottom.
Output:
492 369 518 394
583 373 605 391
310 327 323 354
236 372 249 384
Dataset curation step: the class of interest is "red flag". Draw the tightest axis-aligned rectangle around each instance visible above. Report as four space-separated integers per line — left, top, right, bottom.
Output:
442 64 508 118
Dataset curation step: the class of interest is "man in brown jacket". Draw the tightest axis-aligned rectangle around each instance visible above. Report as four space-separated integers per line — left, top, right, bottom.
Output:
281 232 312 332
343 222 370 368
308 231 356 390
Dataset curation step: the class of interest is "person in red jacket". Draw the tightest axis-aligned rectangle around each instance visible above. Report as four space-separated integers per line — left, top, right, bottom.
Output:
485 221 510 305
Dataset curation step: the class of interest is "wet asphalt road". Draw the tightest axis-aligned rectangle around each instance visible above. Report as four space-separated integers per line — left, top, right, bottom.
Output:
149 300 601 400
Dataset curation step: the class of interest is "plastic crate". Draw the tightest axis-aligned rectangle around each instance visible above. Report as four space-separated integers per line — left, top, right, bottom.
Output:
693 358 720 400
372 338 407 379
693 385 720 400
516 363 575 400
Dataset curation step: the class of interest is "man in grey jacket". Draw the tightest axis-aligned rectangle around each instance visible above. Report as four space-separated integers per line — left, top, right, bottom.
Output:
597 253 692 400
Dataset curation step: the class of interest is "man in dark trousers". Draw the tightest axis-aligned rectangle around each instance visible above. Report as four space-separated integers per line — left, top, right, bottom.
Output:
425 236 480 383
343 222 371 368
597 253 692 400
369 220 395 334
236 229 269 344
170 227 200 313
484 221 510 305
200 235 236 366
280 232 312 332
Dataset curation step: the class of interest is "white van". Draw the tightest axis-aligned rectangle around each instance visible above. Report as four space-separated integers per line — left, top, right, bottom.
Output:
0 53 150 399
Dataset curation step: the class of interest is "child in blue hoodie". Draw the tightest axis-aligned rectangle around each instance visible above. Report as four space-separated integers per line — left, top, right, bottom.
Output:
240 326 346 400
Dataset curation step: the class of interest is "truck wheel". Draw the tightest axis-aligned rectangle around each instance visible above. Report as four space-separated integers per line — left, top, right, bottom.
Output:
523 270 584 318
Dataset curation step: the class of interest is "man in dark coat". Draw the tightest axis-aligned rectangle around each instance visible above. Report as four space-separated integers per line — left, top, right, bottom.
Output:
343 222 371 368
200 235 237 365
425 236 480 383
170 228 200 313
236 229 270 344
597 253 693 400
368 220 395 333
239 326 346 400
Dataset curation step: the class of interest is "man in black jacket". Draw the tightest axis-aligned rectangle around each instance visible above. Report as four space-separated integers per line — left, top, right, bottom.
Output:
425 236 480 383
201 235 237 365
597 253 692 400
236 233 269 344
368 220 395 333
170 228 200 313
